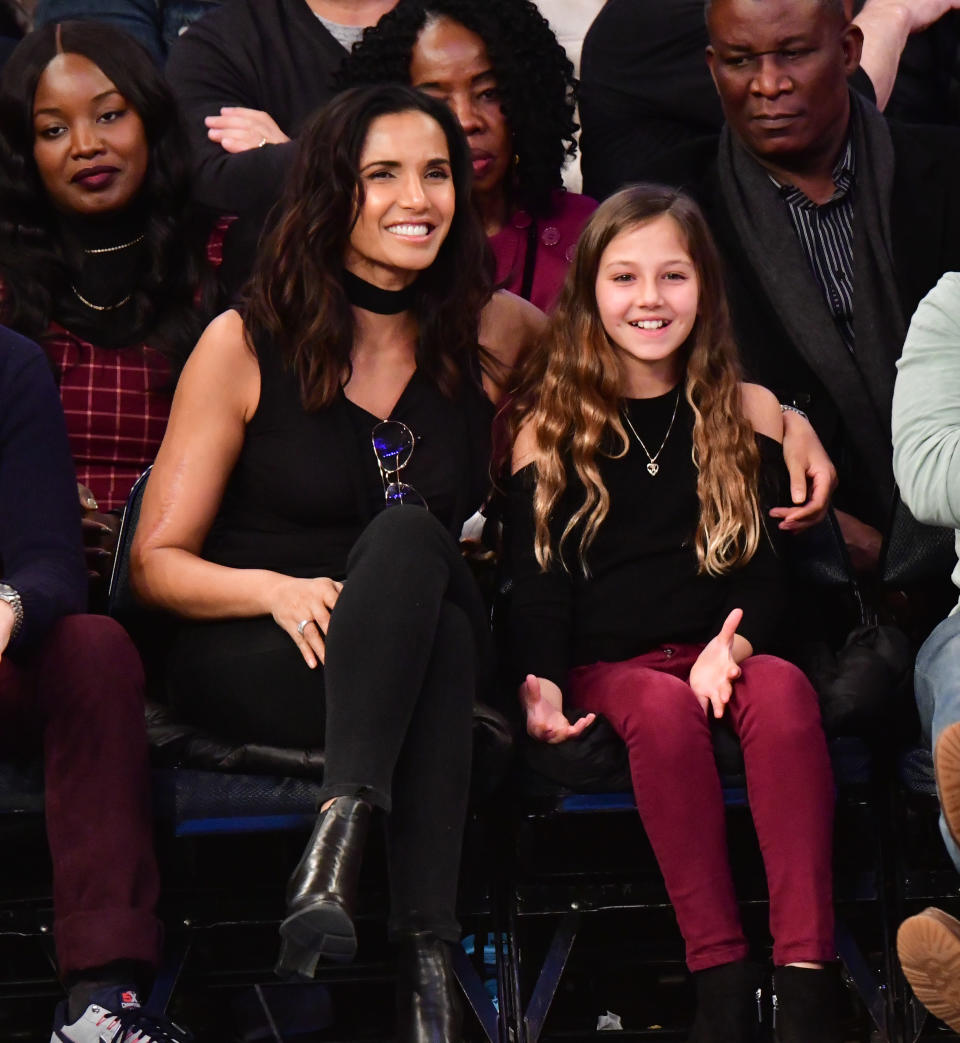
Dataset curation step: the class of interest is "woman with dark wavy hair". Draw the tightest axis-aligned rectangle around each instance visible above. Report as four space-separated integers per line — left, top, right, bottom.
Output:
339 0 597 312
131 84 539 1041
0 20 219 602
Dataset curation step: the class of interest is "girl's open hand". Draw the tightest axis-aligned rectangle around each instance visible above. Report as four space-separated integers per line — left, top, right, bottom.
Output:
520 674 596 744
689 609 744 718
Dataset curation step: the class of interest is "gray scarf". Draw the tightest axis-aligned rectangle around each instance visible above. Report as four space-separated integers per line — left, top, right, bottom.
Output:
717 90 904 506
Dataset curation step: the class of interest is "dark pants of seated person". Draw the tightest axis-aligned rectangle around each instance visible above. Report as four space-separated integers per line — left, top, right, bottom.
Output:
570 645 836 972
0 615 162 980
167 507 491 943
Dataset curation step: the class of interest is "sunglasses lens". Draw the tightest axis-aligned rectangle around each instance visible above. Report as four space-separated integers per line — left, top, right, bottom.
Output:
373 422 415 470
385 482 427 508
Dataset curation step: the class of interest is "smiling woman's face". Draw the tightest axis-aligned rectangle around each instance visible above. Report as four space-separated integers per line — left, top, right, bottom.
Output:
32 52 149 216
344 108 456 290
409 17 512 202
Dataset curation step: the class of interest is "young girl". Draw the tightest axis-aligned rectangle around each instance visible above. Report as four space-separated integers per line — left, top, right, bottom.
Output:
505 185 839 1043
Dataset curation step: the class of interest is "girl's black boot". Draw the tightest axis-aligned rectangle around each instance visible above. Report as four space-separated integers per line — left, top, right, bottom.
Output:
773 965 842 1043
396 931 463 1043
276 796 372 978
687 959 761 1043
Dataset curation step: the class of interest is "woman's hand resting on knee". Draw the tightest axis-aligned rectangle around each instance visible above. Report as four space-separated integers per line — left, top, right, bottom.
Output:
689 609 752 719
270 575 343 668
520 674 596 744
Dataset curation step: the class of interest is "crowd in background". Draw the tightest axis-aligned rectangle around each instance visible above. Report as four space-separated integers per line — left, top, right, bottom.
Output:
1 1 960 1042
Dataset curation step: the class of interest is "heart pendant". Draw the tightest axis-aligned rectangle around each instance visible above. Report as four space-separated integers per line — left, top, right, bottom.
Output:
647 462 659 476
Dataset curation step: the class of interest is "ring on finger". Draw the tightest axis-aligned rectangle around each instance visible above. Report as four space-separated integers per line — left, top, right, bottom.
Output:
257 136 268 148
297 618 312 636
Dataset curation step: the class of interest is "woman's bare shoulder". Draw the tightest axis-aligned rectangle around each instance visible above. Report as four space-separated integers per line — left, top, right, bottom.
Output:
181 308 260 420
479 290 547 369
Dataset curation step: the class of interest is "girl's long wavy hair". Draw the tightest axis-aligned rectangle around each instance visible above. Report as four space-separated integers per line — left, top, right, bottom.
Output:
511 184 762 576
243 84 492 410
0 21 207 367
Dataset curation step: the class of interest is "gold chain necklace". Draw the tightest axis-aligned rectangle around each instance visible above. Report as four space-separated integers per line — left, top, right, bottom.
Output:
71 285 132 312
621 388 681 476
83 233 145 255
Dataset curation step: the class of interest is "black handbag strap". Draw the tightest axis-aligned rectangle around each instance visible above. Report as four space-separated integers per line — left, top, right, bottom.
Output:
519 220 538 302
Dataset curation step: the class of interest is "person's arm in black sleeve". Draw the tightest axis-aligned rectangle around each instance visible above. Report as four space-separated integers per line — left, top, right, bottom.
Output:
0 331 86 656
504 465 597 743
715 435 789 655
166 16 298 214
504 466 574 692
689 436 788 718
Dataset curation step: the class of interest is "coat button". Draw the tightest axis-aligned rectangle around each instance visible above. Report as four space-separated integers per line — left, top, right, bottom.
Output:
663 647 675 658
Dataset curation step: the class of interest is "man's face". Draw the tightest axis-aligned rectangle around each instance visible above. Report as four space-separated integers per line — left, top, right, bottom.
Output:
706 0 862 169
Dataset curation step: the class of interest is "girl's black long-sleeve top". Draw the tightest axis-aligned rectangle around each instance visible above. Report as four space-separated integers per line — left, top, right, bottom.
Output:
505 390 787 693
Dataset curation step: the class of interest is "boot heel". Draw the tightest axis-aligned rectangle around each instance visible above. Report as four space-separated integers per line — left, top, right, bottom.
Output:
279 796 370 971
279 900 357 963
275 937 320 980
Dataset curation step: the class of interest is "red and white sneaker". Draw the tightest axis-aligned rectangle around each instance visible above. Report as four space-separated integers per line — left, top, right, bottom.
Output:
51 985 192 1043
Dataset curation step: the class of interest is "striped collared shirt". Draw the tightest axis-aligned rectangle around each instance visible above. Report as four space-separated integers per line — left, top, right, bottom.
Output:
774 138 856 352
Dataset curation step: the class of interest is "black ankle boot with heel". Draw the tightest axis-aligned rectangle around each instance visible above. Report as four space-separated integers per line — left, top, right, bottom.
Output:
773 965 841 1043
275 795 372 979
687 959 761 1043
396 932 463 1043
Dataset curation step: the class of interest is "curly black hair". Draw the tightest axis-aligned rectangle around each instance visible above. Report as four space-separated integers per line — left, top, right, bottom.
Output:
0 20 211 367
337 0 578 219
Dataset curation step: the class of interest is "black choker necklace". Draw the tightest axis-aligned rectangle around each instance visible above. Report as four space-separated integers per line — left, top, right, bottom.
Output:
343 269 417 315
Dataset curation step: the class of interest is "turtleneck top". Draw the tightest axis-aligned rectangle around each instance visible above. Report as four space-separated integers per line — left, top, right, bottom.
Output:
55 207 149 347
505 388 787 693
14 213 229 511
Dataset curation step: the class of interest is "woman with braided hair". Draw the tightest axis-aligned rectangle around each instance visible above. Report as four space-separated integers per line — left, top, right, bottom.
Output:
339 0 598 311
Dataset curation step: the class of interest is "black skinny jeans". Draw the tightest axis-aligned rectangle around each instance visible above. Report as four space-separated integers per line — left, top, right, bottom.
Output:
167 507 492 941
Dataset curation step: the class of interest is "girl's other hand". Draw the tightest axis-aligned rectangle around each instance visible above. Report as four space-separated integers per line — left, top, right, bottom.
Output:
269 575 343 668
689 609 744 718
520 674 596 744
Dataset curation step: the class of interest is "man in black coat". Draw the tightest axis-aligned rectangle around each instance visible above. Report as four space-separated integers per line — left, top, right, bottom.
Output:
166 0 398 215
650 0 960 573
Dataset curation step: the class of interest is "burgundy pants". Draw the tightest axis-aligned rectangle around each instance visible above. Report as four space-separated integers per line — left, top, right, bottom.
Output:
569 644 835 971
0 615 162 979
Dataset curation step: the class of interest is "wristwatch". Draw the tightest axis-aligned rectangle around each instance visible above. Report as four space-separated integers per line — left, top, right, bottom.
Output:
0 582 23 642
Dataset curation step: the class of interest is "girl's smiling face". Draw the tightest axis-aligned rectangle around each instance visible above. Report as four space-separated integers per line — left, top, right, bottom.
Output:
595 214 700 396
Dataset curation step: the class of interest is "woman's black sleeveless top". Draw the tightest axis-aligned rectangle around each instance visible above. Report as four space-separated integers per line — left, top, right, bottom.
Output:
202 332 494 580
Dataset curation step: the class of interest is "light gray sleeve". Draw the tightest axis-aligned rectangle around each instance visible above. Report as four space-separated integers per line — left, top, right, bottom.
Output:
893 271 960 528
